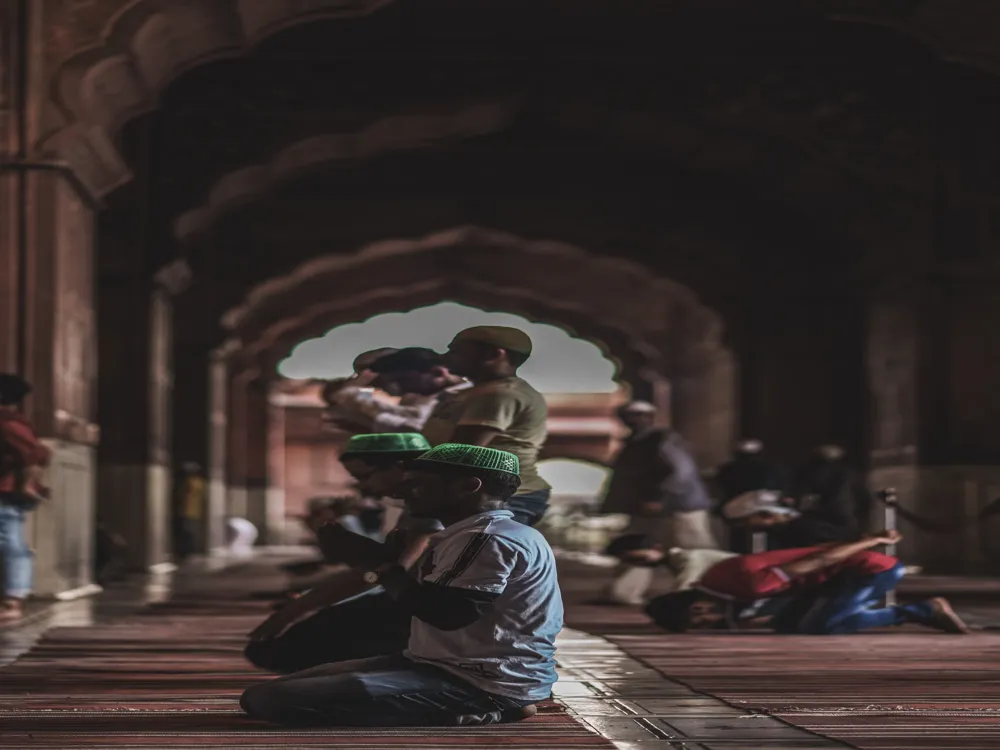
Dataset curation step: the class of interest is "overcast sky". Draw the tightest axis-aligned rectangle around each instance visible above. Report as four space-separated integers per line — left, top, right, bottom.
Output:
279 302 618 393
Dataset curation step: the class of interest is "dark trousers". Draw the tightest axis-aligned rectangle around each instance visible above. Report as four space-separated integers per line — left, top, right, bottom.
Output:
507 489 551 527
245 591 411 674
241 653 533 727
773 563 932 634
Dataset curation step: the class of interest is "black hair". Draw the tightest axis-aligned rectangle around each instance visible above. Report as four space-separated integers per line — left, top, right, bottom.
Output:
410 460 521 500
0 374 31 407
604 534 656 559
339 451 426 468
370 348 441 375
645 590 702 633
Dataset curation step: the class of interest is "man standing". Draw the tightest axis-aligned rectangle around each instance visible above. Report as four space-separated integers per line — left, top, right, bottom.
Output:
0 374 50 621
172 461 206 562
600 401 717 605
425 326 551 527
241 444 562 727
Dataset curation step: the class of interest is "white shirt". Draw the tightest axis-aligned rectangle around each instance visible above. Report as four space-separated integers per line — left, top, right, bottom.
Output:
405 509 563 701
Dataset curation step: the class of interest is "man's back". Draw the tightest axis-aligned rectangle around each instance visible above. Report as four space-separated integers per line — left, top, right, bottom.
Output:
422 377 550 495
406 509 563 701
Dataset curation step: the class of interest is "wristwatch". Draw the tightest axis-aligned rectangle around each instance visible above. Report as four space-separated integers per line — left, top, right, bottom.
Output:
362 570 380 585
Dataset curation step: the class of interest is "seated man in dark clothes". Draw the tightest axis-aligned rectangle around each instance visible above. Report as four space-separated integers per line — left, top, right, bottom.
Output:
241 444 563 727
613 532 968 635
771 444 873 549
245 433 438 674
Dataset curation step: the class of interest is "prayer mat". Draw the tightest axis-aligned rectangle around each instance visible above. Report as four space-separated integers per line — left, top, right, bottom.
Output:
1 573 613 749
605 631 1000 749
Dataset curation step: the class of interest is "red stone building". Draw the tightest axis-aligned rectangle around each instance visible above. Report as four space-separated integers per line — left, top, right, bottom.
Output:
3 1 1000 594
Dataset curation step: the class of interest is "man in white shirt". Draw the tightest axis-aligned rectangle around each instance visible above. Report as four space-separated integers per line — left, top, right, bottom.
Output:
331 348 471 434
241 444 563 727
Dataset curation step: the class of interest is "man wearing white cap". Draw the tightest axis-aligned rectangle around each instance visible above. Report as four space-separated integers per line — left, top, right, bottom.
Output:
599 401 718 605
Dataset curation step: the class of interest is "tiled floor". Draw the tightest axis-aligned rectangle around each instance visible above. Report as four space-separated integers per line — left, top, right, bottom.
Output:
555 629 849 748
5 552 1000 749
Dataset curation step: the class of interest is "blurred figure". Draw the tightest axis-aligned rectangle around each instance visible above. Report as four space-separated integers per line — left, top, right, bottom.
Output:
245 433 436 675
432 326 551 526
771 444 873 549
94 520 129 587
320 348 399 432
226 517 259 557
360 347 470 433
0 373 50 621
714 439 789 553
172 461 206 562
599 401 717 605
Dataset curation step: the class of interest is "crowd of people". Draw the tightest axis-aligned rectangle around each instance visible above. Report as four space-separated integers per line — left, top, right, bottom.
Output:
0 321 970 729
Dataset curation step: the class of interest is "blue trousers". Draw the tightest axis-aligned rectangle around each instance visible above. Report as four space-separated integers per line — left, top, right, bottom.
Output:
507 490 551 527
241 653 533 726
0 502 33 599
778 563 933 634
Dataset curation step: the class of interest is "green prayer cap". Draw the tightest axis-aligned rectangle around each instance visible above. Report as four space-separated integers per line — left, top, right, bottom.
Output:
341 433 431 459
412 443 520 476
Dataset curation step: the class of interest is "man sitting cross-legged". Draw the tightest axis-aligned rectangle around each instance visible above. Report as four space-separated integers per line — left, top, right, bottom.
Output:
245 433 439 674
610 531 969 635
241 444 564 727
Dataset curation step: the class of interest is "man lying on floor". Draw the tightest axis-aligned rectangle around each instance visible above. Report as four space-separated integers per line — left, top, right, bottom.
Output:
245 433 440 673
241 444 563 727
608 531 969 635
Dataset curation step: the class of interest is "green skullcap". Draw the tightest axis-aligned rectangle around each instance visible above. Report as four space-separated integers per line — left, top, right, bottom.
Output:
341 433 431 458
413 443 520 476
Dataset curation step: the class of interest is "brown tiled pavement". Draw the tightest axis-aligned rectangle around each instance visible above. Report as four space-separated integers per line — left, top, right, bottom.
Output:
559 557 1000 749
4 554 1000 749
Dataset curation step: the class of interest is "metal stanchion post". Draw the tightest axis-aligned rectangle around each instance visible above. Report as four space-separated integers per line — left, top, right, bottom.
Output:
878 487 898 607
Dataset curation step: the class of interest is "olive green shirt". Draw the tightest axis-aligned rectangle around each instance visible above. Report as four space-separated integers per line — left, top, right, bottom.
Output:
422 377 550 495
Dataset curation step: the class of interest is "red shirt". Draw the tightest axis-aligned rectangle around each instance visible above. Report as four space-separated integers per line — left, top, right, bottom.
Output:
698 546 898 602
0 411 51 493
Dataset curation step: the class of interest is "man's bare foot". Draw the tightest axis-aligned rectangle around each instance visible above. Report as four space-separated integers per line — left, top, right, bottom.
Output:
0 600 24 622
922 597 970 634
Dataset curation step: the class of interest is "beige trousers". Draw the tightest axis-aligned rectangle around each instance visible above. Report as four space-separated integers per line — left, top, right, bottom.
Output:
607 509 719 605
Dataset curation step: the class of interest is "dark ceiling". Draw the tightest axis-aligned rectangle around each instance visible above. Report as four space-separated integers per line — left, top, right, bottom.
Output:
105 2 1000 275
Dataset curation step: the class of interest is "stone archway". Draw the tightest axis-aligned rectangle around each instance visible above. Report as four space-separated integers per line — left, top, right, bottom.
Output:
221 226 737 468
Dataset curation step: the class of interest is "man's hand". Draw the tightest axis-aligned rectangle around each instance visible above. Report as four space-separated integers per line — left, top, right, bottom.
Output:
317 523 393 569
869 529 902 545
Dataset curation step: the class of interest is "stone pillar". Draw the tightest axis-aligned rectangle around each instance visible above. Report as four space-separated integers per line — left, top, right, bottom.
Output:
206 347 232 554
226 368 255 520
245 377 269 542
16 174 99 596
670 345 737 469
95 276 173 571
267 399 287 545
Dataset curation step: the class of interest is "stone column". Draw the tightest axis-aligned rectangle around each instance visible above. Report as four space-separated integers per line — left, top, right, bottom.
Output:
244 377 269 542
226 367 255 520
16 173 100 596
206 346 233 554
95 275 174 571
670 345 737 469
267 399 287 545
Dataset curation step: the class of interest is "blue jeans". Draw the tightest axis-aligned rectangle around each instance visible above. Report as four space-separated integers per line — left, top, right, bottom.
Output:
778 563 933 634
240 653 533 726
507 490 551 527
0 501 33 599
